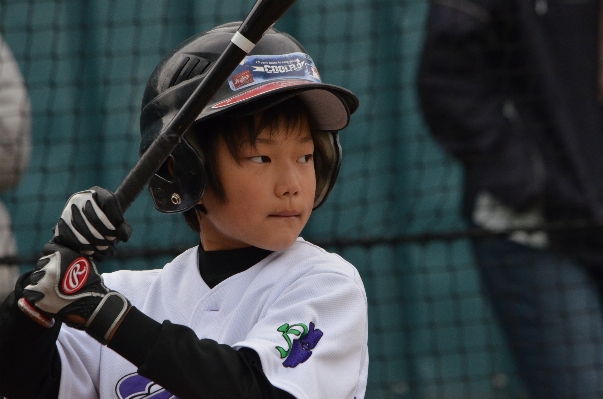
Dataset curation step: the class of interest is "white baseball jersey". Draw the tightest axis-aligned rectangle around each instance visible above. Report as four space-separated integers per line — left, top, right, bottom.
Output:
55 237 369 399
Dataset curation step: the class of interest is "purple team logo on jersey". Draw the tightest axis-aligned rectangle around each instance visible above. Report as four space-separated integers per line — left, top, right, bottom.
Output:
276 322 323 368
115 373 179 399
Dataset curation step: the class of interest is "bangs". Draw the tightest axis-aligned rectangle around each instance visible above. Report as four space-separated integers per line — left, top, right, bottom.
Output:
213 96 312 162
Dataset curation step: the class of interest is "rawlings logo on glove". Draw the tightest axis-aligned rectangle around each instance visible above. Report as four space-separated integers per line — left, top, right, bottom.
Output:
62 257 91 294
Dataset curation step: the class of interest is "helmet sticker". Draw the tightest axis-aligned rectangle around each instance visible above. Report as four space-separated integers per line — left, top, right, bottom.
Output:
227 52 321 92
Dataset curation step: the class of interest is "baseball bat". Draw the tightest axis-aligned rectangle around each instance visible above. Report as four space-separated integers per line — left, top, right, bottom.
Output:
17 0 297 329
114 0 297 213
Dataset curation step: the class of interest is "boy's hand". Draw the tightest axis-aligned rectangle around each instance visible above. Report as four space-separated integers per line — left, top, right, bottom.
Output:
53 186 132 261
18 242 130 344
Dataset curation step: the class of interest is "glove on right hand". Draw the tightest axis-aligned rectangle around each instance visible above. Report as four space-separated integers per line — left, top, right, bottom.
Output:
53 186 132 261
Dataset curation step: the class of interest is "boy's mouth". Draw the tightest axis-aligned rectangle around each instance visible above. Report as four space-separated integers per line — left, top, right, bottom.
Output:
269 211 300 218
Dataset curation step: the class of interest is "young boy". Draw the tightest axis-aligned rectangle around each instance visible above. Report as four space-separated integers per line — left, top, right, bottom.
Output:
0 22 368 399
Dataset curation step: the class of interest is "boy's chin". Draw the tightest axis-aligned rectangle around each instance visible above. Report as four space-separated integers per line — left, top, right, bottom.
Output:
257 237 299 252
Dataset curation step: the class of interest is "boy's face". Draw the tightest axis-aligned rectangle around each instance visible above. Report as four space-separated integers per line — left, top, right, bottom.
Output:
198 116 316 251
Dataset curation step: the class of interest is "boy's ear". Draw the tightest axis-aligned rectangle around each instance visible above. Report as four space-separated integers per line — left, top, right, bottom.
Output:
195 203 208 215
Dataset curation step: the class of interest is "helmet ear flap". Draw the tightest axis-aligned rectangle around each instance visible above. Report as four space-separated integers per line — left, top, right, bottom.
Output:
313 131 342 209
148 139 206 213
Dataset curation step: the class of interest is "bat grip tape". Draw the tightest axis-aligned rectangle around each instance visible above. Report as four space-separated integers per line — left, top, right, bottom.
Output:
231 31 255 53
85 292 130 345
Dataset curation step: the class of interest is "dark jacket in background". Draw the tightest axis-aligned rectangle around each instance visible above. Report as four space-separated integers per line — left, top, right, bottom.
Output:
418 0 603 264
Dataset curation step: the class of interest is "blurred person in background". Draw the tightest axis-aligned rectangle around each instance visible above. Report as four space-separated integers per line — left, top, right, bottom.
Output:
418 1 603 398
0 35 31 302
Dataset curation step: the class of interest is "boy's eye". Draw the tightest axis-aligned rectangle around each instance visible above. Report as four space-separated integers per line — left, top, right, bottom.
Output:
298 154 313 164
250 155 271 163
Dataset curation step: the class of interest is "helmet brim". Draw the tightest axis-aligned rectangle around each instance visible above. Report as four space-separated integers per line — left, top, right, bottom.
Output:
201 79 359 131
140 77 359 152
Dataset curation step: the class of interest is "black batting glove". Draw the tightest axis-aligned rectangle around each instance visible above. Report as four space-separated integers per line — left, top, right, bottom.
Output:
18 242 130 345
53 186 132 261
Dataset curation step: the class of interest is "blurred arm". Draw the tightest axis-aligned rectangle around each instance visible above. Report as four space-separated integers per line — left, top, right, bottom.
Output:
417 0 542 210
417 0 510 162
0 35 31 192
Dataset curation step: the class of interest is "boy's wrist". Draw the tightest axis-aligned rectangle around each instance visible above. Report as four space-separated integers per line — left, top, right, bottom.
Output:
85 292 131 345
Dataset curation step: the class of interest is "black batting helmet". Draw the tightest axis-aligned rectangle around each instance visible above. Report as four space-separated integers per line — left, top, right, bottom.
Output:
140 22 359 213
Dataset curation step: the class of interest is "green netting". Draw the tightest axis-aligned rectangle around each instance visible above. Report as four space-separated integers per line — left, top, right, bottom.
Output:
0 1 526 397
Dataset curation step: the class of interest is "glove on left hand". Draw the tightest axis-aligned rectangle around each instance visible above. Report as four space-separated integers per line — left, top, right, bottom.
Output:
18 242 130 344
53 186 132 262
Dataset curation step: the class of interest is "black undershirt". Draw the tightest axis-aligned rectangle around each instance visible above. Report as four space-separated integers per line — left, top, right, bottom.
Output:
198 244 273 288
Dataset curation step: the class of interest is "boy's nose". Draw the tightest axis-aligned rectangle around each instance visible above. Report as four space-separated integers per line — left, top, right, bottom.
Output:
275 166 300 198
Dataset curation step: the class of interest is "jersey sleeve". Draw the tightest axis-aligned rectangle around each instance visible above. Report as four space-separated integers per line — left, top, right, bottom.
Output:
233 269 369 399
0 285 61 399
56 325 103 398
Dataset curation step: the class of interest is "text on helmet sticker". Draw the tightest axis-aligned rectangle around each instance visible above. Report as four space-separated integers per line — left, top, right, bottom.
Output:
227 52 321 92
